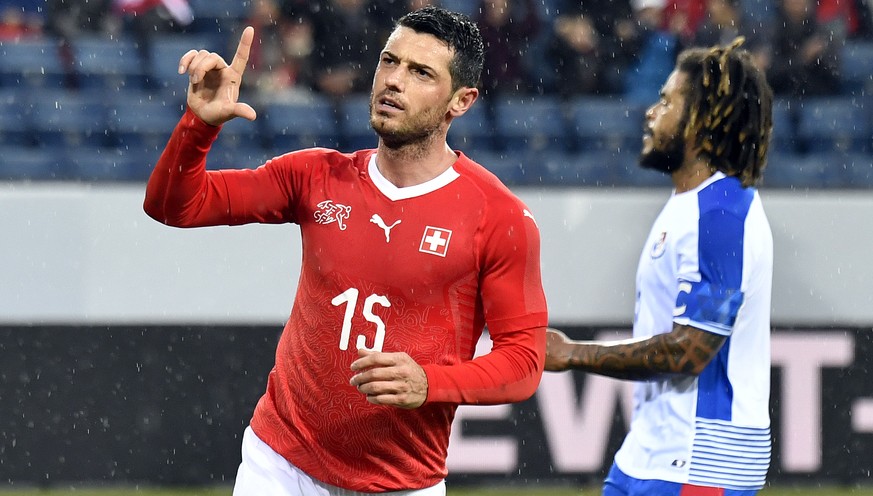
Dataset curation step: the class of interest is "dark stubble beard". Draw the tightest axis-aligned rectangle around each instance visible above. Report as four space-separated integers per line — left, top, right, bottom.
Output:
639 129 686 174
370 98 446 151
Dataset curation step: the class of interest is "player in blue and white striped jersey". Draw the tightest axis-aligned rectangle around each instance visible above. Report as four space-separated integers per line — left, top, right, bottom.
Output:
545 37 774 496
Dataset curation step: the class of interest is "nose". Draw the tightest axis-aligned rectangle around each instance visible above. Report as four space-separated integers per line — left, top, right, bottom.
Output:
382 65 404 92
645 104 656 120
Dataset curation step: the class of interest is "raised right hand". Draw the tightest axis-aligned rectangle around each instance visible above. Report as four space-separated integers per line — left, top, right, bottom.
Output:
178 26 257 126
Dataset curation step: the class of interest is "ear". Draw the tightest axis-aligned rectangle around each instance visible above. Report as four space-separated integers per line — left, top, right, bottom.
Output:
447 87 479 118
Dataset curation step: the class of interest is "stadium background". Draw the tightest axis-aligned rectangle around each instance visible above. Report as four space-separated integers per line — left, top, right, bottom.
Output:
1 0 872 493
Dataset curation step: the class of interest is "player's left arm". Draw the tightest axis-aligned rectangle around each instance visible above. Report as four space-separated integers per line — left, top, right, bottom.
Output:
349 325 544 408
423 197 548 405
418 324 545 405
350 198 547 407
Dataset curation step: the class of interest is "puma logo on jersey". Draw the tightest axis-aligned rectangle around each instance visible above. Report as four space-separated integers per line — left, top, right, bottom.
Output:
523 209 538 227
370 214 401 242
314 200 352 231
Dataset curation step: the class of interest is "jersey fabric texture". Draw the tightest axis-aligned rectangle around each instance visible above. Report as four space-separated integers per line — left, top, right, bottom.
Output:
613 172 773 490
144 109 549 492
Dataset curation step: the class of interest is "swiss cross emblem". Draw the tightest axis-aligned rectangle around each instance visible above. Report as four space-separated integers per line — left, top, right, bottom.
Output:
419 226 452 257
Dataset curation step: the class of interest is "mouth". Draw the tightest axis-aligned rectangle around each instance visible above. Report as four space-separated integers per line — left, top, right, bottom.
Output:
642 125 654 141
375 95 404 113
641 128 654 149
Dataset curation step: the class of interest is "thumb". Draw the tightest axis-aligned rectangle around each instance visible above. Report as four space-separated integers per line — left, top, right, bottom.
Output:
234 102 257 121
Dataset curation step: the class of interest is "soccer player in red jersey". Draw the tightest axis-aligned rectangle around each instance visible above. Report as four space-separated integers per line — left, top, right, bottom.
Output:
143 6 548 495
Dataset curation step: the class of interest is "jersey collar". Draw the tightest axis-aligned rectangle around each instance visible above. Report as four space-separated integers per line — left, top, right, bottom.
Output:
367 154 460 201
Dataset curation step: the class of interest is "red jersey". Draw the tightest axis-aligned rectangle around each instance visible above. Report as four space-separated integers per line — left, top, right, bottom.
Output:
144 109 548 491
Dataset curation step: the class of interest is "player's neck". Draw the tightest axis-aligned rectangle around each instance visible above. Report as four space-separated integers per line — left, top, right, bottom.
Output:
671 157 715 193
375 140 458 188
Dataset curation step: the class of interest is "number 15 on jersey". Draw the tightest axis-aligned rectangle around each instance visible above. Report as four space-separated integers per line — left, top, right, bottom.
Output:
331 288 391 352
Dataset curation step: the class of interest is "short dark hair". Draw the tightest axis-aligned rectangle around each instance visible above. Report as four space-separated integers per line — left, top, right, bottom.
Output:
397 6 484 91
677 37 773 187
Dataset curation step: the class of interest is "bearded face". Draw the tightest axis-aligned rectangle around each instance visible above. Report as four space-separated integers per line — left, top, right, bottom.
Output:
639 123 686 174
368 27 456 151
370 91 449 149
639 70 690 174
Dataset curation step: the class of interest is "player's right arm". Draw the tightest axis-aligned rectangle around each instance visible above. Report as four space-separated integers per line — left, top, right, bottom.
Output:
143 27 294 228
180 26 256 127
544 324 726 380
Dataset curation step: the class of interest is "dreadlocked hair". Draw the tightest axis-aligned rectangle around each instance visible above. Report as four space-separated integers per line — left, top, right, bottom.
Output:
677 37 774 187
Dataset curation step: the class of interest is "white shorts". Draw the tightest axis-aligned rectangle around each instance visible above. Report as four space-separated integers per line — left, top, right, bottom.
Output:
232 426 447 496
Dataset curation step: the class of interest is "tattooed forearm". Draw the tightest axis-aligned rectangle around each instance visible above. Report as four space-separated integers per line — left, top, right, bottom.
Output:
567 325 726 380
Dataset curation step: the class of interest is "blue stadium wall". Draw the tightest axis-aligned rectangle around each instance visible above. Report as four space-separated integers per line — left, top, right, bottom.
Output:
1 184 872 487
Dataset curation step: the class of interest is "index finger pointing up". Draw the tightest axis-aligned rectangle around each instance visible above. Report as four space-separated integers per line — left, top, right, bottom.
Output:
230 26 254 75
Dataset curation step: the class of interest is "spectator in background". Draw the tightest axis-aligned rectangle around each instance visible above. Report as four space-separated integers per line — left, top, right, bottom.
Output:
544 12 603 98
241 0 315 104
475 0 540 97
557 0 633 43
694 0 749 45
114 0 194 89
857 0 873 38
694 0 770 69
304 0 397 150
475 0 540 151
369 0 441 43
0 0 43 40
279 0 309 20
555 0 634 96
46 0 113 38
114 0 193 36
45 0 115 89
307 0 384 97
609 0 682 106
815 0 871 40
663 0 707 43
768 0 841 97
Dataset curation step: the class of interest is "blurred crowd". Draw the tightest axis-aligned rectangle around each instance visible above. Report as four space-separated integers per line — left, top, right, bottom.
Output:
1 0 870 102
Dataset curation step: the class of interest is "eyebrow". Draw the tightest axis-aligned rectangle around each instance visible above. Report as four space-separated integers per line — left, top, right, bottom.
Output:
383 50 438 75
